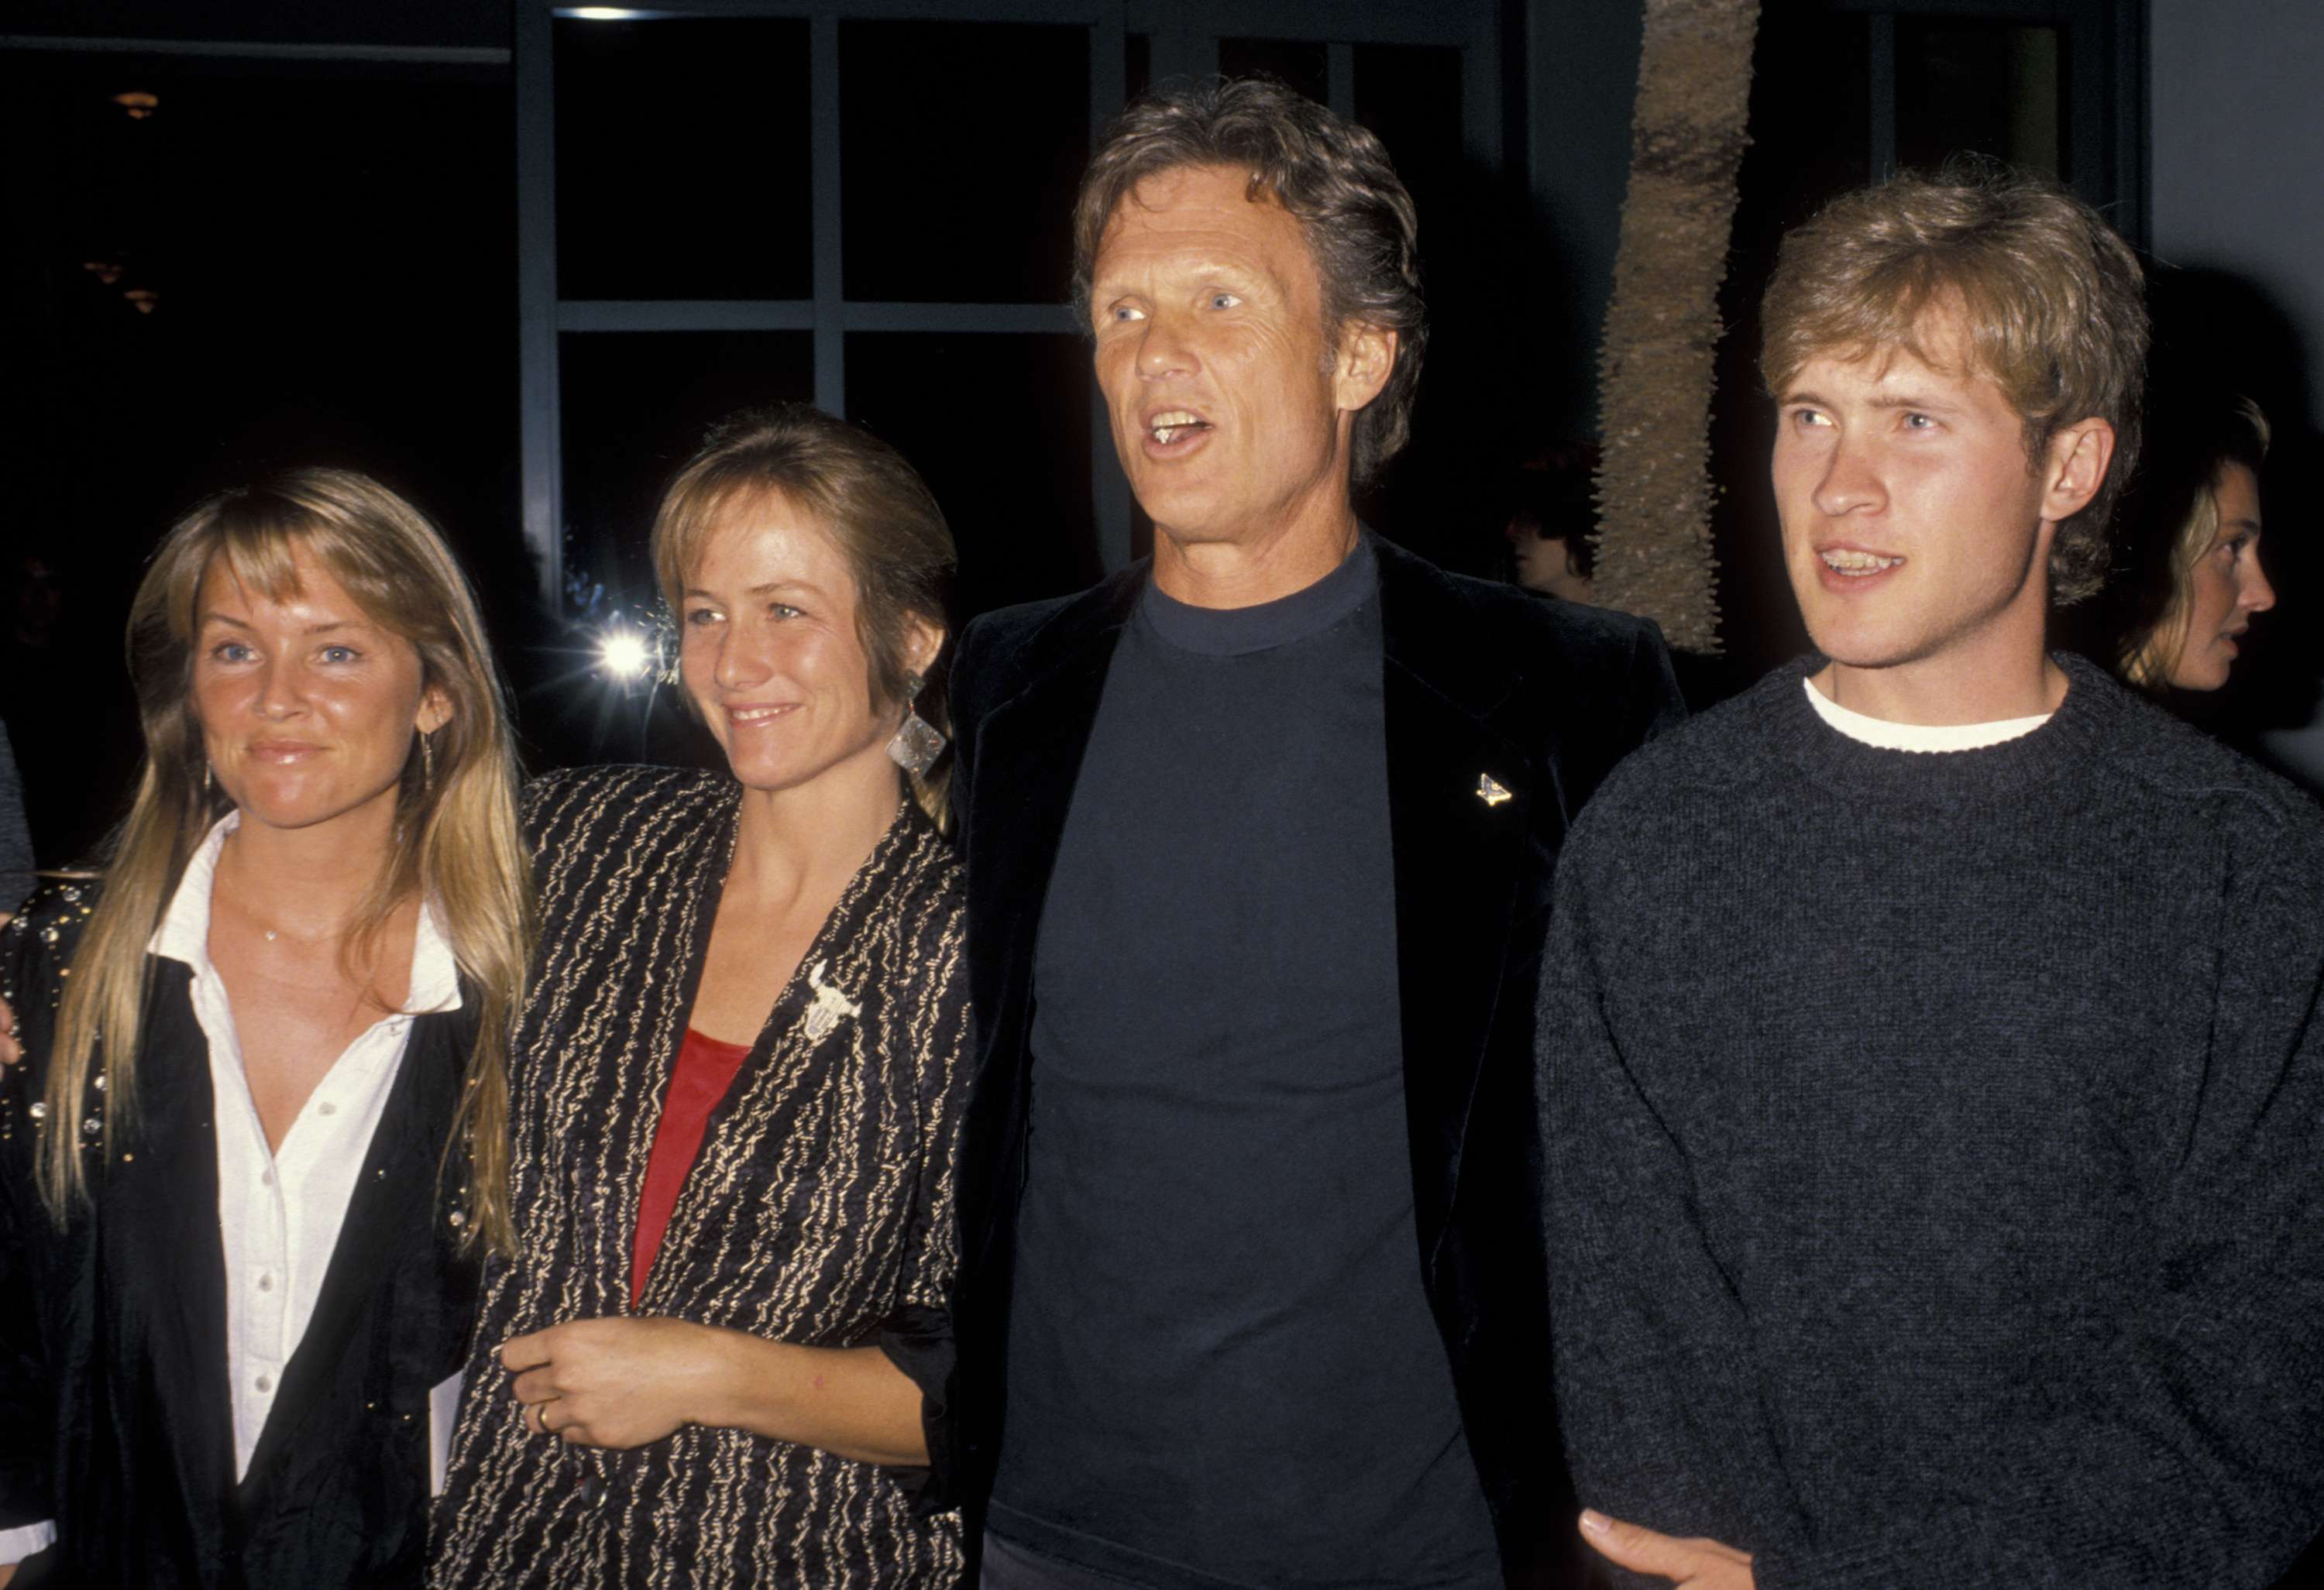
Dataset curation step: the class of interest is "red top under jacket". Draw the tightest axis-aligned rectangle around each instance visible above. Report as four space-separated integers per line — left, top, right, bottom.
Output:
631 1026 755 1308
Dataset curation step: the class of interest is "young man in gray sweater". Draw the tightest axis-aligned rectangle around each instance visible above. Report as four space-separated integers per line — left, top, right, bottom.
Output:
1540 166 2324 1588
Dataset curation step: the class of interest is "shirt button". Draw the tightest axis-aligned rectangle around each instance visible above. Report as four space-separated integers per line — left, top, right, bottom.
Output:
579 1473 607 1506
255 1374 273 1393
260 1169 275 1187
257 1273 274 1293
318 1101 338 1117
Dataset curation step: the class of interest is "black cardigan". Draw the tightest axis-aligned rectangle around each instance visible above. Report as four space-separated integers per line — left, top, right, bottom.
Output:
0 880 480 1589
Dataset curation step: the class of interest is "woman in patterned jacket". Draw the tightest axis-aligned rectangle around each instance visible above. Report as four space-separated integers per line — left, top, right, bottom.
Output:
431 404 968 1588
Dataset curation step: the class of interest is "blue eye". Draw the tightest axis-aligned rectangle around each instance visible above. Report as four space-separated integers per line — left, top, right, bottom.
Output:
320 645 359 664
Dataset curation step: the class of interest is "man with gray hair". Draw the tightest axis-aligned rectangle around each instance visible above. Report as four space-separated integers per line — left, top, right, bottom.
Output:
944 77 1681 1589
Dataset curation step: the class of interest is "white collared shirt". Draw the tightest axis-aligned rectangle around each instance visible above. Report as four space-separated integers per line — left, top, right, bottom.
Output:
1 816 458 1567
159 812 460 1482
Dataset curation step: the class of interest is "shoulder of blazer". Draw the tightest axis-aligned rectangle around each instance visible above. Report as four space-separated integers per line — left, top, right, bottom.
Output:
954 565 1148 730
519 765 739 880
1374 534 1674 709
2 875 104 1022
520 763 732 839
1 879 111 1148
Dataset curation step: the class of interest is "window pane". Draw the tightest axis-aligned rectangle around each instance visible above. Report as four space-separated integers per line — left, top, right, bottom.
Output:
557 329 815 609
839 22 1086 304
1896 21 2063 181
554 17 813 300
1126 33 1151 102
1353 43 1463 228
844 331 1100 621
2 68 516 857
1220 38 1329 105
1349 43 1478 570
1735 9 1871 221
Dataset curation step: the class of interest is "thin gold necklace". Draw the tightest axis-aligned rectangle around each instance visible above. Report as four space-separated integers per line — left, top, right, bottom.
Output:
213 871 339 948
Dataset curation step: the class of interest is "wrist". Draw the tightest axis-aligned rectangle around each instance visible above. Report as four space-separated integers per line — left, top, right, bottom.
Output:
689 1320 768 1433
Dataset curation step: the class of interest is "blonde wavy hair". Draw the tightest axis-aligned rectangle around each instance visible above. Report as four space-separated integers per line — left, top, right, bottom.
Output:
40 469 532 1252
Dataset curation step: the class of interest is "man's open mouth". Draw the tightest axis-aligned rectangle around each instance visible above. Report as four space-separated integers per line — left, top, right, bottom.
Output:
1820 548 1903 577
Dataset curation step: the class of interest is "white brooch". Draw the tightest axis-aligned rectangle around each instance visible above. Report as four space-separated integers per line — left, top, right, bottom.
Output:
801 960 862 1041
1477 774 1513 807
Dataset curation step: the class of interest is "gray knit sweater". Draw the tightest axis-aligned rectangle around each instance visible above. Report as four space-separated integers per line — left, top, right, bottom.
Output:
1539 654 2324 1588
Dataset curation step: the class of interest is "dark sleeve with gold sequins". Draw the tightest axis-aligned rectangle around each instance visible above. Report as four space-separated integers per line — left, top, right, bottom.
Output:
0 881 97 1533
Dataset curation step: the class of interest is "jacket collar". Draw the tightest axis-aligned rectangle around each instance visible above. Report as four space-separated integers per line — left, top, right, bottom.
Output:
956 565 1143 1039
1376 533 1530 754
1371 540 1542 1269
982 561 1146 709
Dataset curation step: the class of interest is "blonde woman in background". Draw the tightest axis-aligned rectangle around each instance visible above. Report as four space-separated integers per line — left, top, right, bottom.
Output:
0 469 531 1587
2110 394 2276 692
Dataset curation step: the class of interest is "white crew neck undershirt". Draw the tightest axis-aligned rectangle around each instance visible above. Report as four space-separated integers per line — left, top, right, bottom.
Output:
1803 676 2053 752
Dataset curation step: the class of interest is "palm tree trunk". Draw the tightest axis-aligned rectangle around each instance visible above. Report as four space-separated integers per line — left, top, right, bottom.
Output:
1591 0 1762 654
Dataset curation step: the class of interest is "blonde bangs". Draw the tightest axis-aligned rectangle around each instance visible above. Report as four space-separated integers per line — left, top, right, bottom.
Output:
42 469 531 1255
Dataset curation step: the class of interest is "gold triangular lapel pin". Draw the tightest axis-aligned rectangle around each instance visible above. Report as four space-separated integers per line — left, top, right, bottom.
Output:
1477 774 1513 806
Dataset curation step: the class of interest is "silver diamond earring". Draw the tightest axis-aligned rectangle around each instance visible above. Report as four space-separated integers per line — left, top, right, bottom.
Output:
885 672 945 778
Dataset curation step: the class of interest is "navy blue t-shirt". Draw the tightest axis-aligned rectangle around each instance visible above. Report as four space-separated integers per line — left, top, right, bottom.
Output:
990 541 1501 1590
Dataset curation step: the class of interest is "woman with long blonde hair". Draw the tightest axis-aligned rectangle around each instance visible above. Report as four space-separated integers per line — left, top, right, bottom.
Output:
0 469 530 1587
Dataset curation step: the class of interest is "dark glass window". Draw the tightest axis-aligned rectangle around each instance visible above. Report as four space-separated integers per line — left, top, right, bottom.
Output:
1349 43 1479 568
1220 38 1329 104
1126 33 1151 102
1353 44 1463 228
5 71 514 529
1896 20 2064 180
554 17 813 301
838 21 1086 304
1739 9 1872 224
844 331 1100 621
2 65 517 856
556 329 816 606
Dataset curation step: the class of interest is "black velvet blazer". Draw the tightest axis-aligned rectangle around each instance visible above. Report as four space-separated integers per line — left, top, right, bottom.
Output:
942 536 1685 1590
0 880 480 1589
